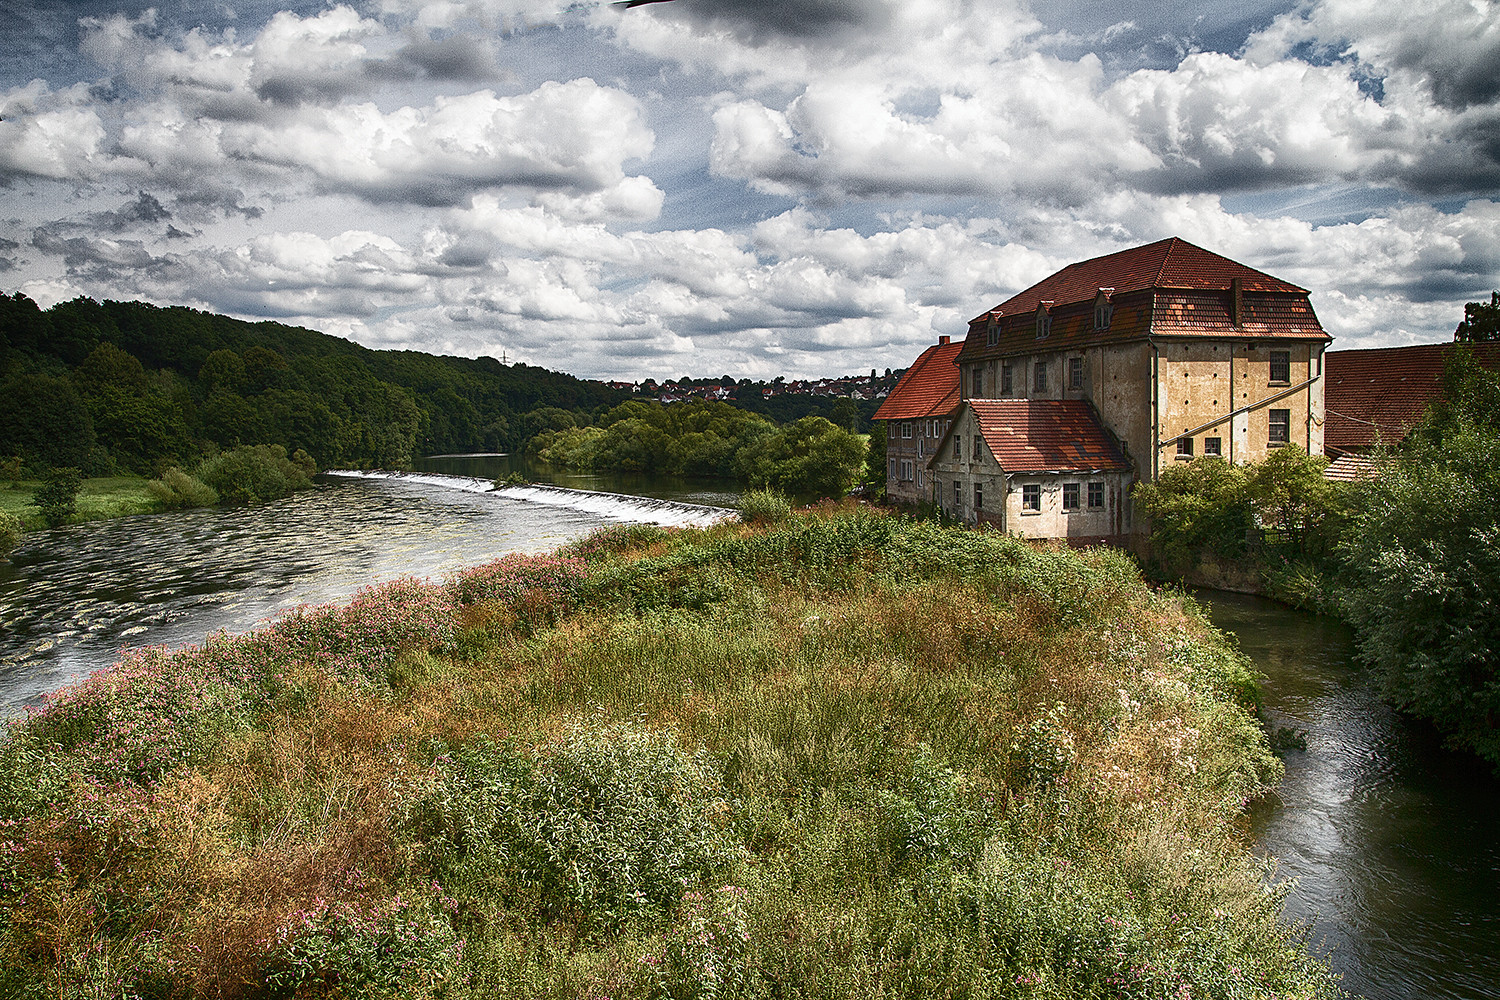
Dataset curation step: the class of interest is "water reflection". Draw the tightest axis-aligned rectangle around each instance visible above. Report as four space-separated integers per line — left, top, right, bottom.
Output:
1199 590 1500 1000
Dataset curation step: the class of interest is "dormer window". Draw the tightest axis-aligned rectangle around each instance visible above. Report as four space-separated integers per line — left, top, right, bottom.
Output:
1036 301 1053 340
986 311 1002 347
1093 288 1114 330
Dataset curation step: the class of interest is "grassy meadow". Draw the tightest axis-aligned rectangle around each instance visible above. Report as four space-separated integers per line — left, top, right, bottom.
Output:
1 476 161 531
0 504 1337 998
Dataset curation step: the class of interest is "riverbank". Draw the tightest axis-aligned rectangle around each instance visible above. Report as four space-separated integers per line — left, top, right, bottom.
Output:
0 505 1336 998
0 475 162 532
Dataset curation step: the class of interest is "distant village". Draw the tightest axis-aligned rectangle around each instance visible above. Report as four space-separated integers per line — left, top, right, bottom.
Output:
592 371 901 404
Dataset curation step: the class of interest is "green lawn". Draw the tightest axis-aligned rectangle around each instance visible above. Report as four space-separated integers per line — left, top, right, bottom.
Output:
0 475 162 530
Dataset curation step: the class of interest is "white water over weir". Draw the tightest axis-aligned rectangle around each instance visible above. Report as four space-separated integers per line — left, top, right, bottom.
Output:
325 470 736 528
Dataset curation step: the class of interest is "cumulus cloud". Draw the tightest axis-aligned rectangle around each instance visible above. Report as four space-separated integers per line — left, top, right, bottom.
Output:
2 0 1498 379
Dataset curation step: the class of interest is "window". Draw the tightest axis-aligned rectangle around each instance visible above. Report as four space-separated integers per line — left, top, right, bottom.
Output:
974 483 983 510
1001 364 1014 397
1036 303 1052 339
1094 289 1113 330
954 480 961 508
986 320 1000 347
1022 484 1041 511
954 435 962 459
1204 436 1222 456
972 367 984 398
1269 408 1290 445
1063 482 1080 511
916 468 923 489
1177 436 1194 458
1034 361 1048 393
889 458 897 478
1069 356 1084 390
972 435 982 461
900 459 913 481
902 422 913 439
1087 481 1104 509
1269 350 1290 384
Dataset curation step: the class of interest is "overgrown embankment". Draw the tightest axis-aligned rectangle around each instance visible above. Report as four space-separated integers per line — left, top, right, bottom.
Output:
0 506 1336 999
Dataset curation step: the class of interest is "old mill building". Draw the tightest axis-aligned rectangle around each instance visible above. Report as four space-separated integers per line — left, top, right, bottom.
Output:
875 237 1331 545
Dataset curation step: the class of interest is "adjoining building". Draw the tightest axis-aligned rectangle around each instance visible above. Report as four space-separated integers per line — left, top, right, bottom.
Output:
928 399 1133 543
1324 342 1500 455
871 335 962 506
925 237 1332 541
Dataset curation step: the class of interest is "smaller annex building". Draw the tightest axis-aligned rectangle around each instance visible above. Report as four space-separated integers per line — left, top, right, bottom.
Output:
871 335 962 506
929 399 1133 545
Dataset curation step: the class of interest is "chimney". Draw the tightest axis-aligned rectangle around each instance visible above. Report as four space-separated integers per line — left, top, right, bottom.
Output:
1231 276 1243 328
939 335 950 345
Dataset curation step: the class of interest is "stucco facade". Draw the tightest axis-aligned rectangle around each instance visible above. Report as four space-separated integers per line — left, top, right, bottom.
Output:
949 239 1330 538
928 399 1133 546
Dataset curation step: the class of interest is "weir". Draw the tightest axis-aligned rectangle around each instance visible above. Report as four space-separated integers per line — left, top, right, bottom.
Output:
325 470 735 528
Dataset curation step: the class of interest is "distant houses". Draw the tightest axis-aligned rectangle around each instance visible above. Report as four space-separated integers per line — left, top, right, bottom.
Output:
877 237 1333 544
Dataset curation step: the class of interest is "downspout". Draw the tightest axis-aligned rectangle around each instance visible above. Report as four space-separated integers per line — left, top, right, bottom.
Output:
1149 338 1160 481
1228 345 1235 464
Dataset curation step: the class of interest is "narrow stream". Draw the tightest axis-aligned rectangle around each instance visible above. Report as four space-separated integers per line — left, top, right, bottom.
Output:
1199 590 1500 1000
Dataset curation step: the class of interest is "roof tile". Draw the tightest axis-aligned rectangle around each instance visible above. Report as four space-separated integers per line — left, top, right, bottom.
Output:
1325 342 1500 452
963 399 1131 473
873 339 963 421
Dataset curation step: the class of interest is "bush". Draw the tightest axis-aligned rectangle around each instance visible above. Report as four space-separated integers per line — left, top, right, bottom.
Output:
147 466 220 509
196 444 315 503
31 466 82 526
419 722 741 934
738 488 791 525
0 510 21 559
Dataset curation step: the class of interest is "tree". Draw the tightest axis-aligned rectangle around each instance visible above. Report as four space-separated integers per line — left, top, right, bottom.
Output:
0 374 96 472
0 510 21 559
1132 458 1254 573
734 416 867 499
32 467 83 527
1341 351 1500 768
1244 445 1343 559
1454 292 1500 342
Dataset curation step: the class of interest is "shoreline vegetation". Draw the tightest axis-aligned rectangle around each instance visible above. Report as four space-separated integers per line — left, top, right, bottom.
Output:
0 504 1336 998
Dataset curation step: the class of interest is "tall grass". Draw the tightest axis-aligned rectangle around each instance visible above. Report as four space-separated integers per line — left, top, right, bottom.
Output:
0 507 1335 999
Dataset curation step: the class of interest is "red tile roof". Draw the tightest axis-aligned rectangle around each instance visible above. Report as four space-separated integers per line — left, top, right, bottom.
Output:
963 399 1131 473
972 237 1307 320
958 239 1326 365
1325 342 1500 453
873 338 963 421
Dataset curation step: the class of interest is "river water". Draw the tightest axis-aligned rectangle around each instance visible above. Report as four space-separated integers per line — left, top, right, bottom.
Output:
0 455 733 715
1199 589 1500 1000
1 462 1493 998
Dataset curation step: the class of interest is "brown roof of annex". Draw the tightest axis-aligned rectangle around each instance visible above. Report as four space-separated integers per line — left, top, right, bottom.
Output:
1324 342 1500 453
872 336 964 422
936 399 1132 474
958 237 1327 364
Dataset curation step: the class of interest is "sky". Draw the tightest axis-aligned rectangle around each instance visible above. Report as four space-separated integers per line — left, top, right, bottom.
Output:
1 0 1498 381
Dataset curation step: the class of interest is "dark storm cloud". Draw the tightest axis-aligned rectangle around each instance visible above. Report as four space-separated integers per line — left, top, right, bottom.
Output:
674 0 892 45
31 227 159 272
391 34 501 82
92 191 172 232
0 236 18 271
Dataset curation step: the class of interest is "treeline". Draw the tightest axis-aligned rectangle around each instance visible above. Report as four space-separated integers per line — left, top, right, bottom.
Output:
0 292 628 476
528 399 867 499
1136 346 1500 770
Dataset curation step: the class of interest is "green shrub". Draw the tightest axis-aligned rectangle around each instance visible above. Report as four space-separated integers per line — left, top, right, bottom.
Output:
146 466 220 509
263 896 462 998
196 444 315 503
0 510 20 559
418 722 741 934
31 466 82 526
738 488 791 525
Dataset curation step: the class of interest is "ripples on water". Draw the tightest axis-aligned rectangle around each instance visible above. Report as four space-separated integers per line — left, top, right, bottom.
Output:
1200 590 1500 1000
0 473 716 715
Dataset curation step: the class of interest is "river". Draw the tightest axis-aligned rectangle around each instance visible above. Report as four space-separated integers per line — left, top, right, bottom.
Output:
1 464 1494 998
1199 589 1500 1000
